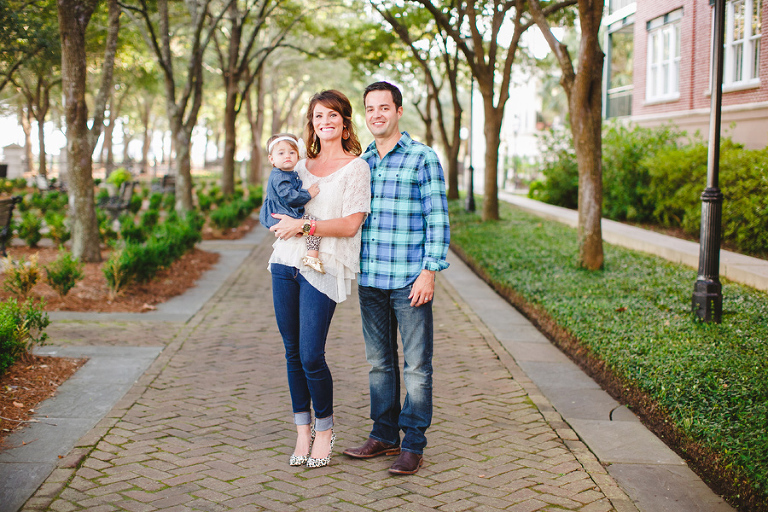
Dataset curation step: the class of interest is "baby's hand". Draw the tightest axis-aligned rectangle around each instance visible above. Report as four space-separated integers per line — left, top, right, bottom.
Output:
308 183 320 198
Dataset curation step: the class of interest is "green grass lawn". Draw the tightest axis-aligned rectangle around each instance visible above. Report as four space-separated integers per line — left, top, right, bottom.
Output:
449 199 768 511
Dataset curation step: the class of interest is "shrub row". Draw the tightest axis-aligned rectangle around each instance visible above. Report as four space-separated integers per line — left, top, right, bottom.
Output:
529 123 768 257
103 212 203 296
209 197 258 230
3 250 85 299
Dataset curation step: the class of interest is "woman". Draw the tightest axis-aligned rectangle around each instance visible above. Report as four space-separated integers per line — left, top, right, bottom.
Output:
267 90 370 468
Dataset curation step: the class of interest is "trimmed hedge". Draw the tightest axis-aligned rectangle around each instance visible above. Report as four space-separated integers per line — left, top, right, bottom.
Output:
210 197 256 230
103 212 203 295
530 123 768 258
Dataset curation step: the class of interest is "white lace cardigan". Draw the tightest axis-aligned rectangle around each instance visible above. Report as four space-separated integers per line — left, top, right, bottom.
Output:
266 157 371 303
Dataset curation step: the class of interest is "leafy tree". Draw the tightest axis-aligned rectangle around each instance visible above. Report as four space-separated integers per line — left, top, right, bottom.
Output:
212 0 306 196
123 0 236 211
399 0 577 221
3 0 60 176
0 0 58 93
369 3 464 200
15 74 60 178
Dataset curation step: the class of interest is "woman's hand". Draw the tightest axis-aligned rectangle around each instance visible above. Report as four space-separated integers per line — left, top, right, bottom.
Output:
270 214 303 240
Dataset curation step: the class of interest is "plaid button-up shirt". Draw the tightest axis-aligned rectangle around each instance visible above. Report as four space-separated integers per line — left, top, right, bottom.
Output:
359 132 450 289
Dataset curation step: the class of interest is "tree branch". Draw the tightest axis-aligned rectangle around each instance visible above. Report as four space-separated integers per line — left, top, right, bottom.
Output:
89 0 121 151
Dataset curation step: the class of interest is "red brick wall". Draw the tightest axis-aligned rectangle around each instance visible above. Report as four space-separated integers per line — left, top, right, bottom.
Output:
633 0 768 116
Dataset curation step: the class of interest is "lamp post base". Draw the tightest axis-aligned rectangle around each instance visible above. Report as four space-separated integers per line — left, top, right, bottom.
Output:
692 279 722 323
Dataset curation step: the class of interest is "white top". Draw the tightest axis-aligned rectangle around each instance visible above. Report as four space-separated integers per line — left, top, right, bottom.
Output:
267 157 371 303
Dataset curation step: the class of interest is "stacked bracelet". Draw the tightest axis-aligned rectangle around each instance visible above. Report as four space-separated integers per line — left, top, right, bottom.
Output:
309 219 317 236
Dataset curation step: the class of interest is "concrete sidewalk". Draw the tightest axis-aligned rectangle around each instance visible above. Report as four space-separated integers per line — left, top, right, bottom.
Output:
0 224 733 511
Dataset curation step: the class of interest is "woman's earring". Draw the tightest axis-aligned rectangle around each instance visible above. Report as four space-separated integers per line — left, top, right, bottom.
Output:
342 128 350 140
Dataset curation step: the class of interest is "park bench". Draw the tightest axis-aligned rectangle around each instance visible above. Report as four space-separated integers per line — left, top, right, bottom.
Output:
98 180 137 220
0 195 22 256
151 174 176 194
35 174 66 193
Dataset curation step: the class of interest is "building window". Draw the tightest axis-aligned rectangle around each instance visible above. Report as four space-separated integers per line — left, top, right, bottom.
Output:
646 9 683 102
724 0 762 86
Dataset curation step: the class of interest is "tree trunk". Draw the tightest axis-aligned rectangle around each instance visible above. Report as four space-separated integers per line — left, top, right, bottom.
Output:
140 100 152 175
37 116 47 177
34 83 51 178
221 83 238 196
528 0 604 269
446 82 462 200
423 93 434 147
19 104 34 174
220 3 243 197
104 103 116 175
122 128 133 166
247 67 265 186
571 2 605 270
481 92 502 221
58 0 101 262
173 128 195 211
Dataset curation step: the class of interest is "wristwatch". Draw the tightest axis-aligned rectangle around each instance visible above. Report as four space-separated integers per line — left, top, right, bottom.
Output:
301 221 312 236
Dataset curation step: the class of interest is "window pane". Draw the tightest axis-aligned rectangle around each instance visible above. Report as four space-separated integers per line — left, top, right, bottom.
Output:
734 42 744 81
734 0 746 41
753 0 762 35
673 61 680 92
754 39 761 77
647 19 682 98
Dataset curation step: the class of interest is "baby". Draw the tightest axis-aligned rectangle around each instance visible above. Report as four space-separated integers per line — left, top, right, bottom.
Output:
259 133 324 273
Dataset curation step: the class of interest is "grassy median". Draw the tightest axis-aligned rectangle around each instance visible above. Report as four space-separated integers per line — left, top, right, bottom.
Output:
448 199 768 512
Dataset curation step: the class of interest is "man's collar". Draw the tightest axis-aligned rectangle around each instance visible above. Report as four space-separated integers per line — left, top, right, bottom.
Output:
366 131 411 157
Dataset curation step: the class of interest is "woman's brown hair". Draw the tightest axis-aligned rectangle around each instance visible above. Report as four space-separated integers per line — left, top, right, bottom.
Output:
304 90 362 159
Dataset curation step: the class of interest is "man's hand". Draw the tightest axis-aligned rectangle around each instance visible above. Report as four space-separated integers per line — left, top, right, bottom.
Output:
409 269 436 307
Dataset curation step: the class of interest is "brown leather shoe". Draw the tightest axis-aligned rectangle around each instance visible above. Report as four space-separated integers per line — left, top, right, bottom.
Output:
388 451 423 475
343 438 400 459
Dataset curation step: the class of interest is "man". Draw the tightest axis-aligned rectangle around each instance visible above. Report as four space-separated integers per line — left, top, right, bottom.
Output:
343 81 450 475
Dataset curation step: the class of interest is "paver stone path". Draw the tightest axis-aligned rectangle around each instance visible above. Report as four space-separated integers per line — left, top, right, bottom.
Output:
23 237 635 511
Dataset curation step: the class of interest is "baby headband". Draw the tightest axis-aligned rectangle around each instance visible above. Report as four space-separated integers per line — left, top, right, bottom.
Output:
268 136 299 153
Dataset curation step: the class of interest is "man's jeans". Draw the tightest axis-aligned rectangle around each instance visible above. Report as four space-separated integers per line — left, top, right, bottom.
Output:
271 264 336 427
358 285 433 454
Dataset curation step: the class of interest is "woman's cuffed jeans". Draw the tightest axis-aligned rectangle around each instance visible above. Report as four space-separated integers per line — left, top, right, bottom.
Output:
271 264 336 429
358 284 433 454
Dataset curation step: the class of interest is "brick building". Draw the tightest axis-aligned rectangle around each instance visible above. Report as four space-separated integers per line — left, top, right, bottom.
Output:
603 0 767 149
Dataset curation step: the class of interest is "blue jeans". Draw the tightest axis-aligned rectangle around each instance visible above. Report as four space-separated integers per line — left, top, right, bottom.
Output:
358 285 433 454
271 264 336 429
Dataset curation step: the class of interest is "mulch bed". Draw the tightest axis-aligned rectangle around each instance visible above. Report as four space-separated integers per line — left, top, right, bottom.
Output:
0 355 87 447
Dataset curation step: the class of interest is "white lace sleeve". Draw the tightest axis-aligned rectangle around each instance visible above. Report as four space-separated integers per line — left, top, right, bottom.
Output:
342 159 371 217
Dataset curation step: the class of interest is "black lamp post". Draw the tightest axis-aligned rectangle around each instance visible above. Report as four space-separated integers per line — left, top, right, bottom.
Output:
692 0 726 323
465 75 476 212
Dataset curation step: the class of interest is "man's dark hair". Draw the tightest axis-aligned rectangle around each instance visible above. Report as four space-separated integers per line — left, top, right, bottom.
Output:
364 81 403 109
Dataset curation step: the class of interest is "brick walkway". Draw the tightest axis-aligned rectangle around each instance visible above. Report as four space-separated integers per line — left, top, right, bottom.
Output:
23 237 636 511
